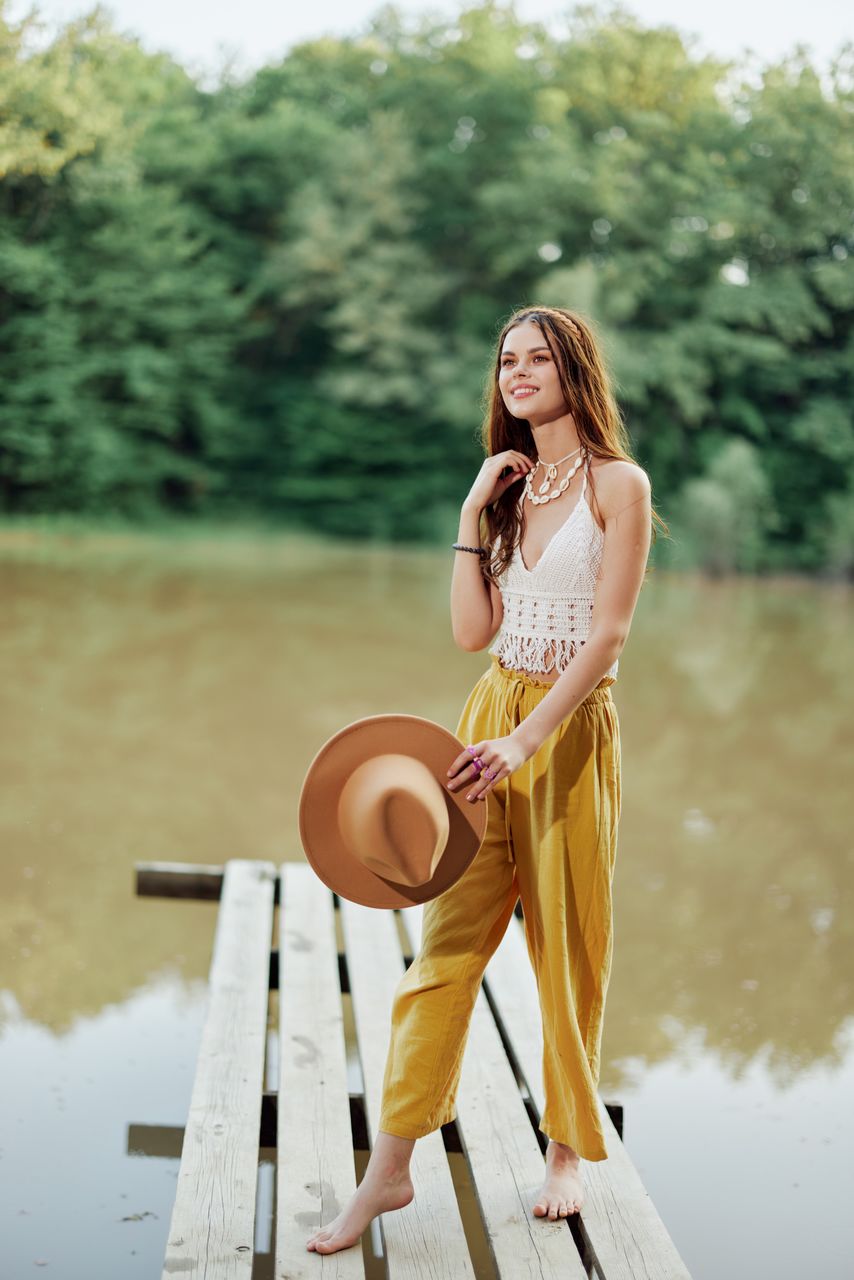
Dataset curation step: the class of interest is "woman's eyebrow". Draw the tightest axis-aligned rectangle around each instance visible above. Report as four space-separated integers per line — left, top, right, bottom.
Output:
501 345 551 357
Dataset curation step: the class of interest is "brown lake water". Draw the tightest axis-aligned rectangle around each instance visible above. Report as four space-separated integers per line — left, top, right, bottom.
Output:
0 526 852 1279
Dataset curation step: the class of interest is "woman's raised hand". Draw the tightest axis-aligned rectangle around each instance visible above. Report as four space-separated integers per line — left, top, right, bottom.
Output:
465 450 534 512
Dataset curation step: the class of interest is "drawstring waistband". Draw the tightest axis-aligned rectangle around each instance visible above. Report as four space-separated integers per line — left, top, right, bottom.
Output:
487 652 615 702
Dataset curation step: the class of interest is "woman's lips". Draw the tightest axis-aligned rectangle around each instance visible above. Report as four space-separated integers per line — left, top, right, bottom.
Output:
511 386 539 398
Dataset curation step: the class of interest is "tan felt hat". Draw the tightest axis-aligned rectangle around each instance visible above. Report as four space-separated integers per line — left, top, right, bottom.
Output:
298 713 487 909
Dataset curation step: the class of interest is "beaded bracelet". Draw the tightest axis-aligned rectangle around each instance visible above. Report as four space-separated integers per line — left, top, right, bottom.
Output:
452 542 488 558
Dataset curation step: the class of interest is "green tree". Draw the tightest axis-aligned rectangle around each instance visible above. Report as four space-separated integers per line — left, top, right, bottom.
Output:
669 438 778 573
0 1 851 572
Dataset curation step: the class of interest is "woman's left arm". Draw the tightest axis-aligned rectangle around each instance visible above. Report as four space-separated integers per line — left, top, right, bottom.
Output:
446 461 652 802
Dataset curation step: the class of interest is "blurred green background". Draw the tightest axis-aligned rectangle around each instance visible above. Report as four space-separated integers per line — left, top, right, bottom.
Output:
2 0 853 573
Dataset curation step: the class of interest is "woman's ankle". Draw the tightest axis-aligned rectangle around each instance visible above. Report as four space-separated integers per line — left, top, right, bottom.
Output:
371 1130 416 1176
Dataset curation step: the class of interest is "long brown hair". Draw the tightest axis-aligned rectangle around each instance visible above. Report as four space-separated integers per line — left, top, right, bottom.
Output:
478 305 669 586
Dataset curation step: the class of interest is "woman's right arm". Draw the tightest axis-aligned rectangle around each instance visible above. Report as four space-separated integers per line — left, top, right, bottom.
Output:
450 450 534 651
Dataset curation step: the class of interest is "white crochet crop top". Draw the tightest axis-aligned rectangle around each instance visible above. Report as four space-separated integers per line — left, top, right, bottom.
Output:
488 454 619 681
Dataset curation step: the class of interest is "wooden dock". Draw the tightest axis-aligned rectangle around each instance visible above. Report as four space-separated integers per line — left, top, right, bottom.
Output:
132 858 693 1278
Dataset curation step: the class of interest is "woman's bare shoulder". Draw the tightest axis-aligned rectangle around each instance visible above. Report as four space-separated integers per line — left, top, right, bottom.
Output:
590 455 651 520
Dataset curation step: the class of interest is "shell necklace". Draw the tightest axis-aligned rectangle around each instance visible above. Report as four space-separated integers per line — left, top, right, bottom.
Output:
523 445 585 506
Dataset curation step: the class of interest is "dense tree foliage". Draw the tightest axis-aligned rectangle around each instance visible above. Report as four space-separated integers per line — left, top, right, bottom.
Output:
1 1 852 572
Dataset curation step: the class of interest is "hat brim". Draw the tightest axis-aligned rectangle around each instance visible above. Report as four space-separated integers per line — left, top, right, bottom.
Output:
298 713 487 909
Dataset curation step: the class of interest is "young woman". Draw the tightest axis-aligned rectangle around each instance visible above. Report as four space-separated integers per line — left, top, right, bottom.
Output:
307 304 663 1255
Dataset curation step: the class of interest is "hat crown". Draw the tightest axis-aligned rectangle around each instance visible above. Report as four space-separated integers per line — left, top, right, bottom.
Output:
337 753 450 888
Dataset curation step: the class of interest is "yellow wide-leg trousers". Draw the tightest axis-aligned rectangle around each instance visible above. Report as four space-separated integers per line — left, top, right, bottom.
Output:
377 652 622 1162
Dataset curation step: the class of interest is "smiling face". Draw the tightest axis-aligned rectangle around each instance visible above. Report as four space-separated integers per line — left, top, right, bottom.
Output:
498 318 567 421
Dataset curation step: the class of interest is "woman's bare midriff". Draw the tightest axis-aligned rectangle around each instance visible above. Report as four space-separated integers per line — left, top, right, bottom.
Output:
516 666 561 683
495 656 615 690
495 655 563 684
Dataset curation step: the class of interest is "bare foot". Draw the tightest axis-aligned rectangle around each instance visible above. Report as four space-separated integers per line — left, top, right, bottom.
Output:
306 1132 416 1255
532 1139 585 1219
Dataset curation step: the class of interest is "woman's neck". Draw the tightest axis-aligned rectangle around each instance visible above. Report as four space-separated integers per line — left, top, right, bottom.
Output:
529 412 581 463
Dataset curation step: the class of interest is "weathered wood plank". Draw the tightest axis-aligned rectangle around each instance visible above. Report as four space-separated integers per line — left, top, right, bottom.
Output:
136 860 228 901
160 859 277 1280
399 905 589 1279
275 863 366 1279
484 913 693 1280
134 860 286 904
339 899 477 1280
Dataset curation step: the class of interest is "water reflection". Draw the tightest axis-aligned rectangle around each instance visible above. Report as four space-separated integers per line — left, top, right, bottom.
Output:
618 571 851 1075
0 528 851 1278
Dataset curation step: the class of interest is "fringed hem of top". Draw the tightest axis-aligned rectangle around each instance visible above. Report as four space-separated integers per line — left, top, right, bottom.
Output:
490 631 619 680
